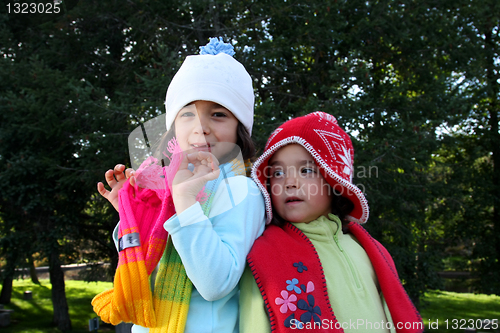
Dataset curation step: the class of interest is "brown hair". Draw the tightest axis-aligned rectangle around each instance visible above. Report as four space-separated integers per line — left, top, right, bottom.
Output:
236 122 255 161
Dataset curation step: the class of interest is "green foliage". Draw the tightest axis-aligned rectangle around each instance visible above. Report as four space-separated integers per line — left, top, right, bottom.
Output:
235 0 464 302
423 0 500 294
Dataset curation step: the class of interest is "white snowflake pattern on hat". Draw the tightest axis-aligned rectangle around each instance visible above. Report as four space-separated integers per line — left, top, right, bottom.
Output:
314 129 353 181
338 144 353 182
314 129 342 159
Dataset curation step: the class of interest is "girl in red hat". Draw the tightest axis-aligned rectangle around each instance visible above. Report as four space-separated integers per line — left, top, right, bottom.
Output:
240 112 423 333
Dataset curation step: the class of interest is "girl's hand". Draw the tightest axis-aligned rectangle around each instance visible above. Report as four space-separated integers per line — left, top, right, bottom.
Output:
97 164 136 212
172 151 220 214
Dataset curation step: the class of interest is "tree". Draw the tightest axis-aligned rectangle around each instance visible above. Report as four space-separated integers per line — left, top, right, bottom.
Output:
235 0 463 303
0 0 245 326
0 1 125 326
426 0 500 294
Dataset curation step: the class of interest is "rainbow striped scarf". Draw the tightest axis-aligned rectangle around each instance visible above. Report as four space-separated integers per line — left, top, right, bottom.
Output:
92 139 247 332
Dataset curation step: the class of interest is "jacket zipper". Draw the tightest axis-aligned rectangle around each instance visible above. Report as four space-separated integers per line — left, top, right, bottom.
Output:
333 232 362 290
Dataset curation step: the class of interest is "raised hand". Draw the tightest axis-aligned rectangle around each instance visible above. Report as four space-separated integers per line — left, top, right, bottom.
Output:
97 164 136 212
172 151 220 214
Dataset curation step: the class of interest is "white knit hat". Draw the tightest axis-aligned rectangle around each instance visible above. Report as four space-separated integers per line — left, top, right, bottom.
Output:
165 37 255 134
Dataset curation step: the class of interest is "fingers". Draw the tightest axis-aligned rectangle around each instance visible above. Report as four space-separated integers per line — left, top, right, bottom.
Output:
203 167 221 182
186 152 220 180
186 151 219 169
99 164 131 213
104 164 133 188
97 182 110 199
125 168 136 187
104 169 118 188
113 164 127 182
184 152 198 165
124 168 135 179
206 152 220 168
177 152 190 171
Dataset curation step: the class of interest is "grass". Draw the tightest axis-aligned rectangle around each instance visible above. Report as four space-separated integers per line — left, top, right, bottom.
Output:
420 290 500 332
2 280 500 332
3 279 113 333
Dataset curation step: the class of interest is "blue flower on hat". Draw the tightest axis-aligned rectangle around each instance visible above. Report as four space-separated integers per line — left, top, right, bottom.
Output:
199 37 235 56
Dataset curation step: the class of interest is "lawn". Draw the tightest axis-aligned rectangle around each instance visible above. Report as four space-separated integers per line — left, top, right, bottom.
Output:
420 291 500 332
3 279 113 333
2 280 500 332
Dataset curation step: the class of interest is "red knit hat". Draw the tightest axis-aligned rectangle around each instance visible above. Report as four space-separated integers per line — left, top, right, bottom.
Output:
251 111 369 225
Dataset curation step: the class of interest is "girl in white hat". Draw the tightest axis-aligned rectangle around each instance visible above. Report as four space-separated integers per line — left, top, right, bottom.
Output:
94 37 265 333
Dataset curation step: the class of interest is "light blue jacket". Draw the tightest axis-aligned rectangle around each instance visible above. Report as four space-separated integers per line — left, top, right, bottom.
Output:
115 163 266 333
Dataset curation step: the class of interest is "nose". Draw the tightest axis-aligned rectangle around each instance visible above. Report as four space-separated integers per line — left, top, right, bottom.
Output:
193 114 210 135
284 170 299 189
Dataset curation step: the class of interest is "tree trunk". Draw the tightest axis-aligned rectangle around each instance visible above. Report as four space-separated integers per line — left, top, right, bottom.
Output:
0 276 13 305
49 249 72 331
0 253 18 305
28 255 40 285
485 26 500 293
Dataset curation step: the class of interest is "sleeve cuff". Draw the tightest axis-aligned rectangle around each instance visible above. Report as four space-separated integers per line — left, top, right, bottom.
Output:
113 223 120 252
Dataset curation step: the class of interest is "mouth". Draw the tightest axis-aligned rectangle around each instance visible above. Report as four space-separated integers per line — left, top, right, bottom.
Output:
191 143 213 151
285 196 303 204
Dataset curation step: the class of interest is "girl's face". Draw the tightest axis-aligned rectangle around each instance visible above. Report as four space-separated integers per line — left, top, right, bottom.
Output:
268 144 332 223
174 100 239 160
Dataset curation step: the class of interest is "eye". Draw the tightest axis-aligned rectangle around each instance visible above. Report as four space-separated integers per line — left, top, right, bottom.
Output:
272 169 285 178
212 111 228 118
301 167 315 175
180 111 195 117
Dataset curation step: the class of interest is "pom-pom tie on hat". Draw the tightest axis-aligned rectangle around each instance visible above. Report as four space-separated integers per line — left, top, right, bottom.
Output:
199 37 235 56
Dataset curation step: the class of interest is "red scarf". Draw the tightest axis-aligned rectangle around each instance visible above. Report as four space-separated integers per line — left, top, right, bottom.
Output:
247 222 423 333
